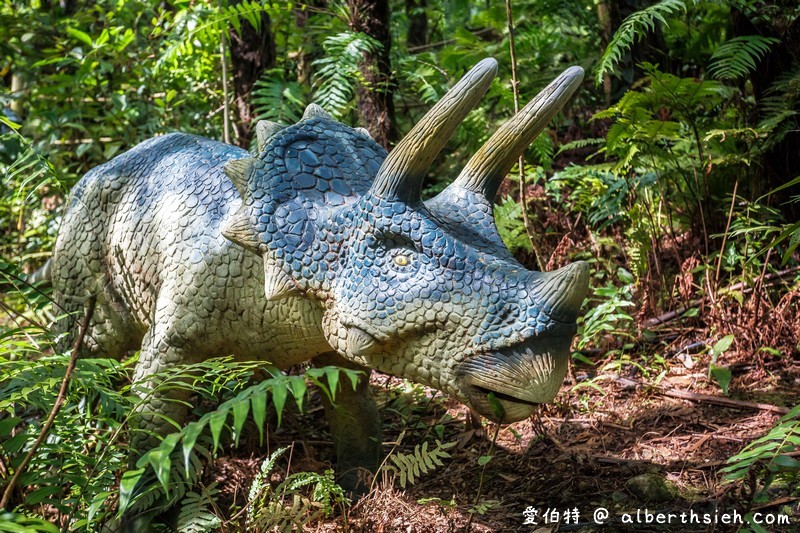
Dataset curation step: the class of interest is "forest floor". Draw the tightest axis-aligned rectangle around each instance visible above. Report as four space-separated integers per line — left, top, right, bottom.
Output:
207 338 800 532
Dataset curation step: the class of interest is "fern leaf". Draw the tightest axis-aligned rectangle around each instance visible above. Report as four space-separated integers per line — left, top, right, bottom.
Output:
595 0 687 85
709 36 780 80
385 440 454 489
312 31 382 119
177 488 222 533
556 137 605 155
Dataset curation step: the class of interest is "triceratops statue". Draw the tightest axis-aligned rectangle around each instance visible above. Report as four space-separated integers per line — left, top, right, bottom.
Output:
47 58 588 490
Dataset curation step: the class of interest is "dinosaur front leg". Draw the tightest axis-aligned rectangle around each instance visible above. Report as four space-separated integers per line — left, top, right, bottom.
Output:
128 333 195 462
312 352 382 494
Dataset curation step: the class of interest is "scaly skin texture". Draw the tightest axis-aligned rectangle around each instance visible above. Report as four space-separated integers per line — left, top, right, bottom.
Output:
50 59 590 492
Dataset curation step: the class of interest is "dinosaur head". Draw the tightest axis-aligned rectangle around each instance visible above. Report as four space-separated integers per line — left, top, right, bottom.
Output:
222 59 589 422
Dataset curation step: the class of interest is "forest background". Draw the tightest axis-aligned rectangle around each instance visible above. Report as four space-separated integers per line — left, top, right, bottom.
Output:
1 0 800 530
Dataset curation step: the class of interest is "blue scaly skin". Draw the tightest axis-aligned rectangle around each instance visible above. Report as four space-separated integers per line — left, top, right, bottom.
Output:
48 59 589 493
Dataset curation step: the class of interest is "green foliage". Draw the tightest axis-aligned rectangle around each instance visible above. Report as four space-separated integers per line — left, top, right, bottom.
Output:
0 512 59 532
495 196 533 255
122 363 360 515
757 175 800 264
176 485 223 533
721 405 800 499
246 446 347 530
575 273 635 351
2 0 800 526
595 0 687 85
155 1 285 71
708 36 781 80
0 296 359 528
312 31 383 119
252 69 307 126
708 334 735 395
384 440 455 489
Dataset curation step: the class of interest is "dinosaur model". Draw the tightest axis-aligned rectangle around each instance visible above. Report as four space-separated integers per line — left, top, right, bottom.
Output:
46 58 589 491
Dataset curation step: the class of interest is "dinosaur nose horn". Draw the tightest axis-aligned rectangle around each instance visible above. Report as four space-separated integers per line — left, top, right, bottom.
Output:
536 261 590 321
369 58 498 203
449 66 584 202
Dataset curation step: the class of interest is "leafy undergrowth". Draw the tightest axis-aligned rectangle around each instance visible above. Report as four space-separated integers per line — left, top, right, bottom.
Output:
194 338 800 532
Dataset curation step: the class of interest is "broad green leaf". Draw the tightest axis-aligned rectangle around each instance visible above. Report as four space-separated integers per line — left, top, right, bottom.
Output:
209 409 228 453
0 417 21 437
770 454 800 471
24 485 61 505
182 421 204 474
325 367 340 401
288 376 307 411
87 491 112 524
342 368 362 390
271 382 287 427
118 468 145 515
232 397 250 446
486 393 505 421
148 448 172 495
711 335 735 358
251 390 267 445
709 364 732 396
67 27 93 46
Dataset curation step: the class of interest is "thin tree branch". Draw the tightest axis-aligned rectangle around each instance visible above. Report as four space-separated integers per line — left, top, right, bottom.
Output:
644 266 800 327
220 35 231 145
658 388 789 415
0 297 96 510
505 0 545 270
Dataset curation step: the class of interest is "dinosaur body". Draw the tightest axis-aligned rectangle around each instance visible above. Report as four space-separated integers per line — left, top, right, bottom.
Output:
49 59 590 494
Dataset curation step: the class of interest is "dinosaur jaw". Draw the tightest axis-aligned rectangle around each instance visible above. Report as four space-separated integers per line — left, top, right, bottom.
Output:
455 336 573 422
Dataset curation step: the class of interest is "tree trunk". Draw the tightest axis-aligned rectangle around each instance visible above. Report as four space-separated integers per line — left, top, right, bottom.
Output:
347 0 396 149
604 0 671 97
228 2 276 147
406 0 428 50
732 4 800 219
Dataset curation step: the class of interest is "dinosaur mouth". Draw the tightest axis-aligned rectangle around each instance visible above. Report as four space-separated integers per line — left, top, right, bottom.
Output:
455 336 572 423
472 386 538 407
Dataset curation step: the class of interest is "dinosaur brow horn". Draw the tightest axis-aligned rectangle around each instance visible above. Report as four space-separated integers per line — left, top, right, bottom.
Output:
369 58 498 203
451 66 584 202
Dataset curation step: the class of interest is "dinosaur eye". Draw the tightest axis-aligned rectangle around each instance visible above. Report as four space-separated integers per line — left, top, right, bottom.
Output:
394 254 410 267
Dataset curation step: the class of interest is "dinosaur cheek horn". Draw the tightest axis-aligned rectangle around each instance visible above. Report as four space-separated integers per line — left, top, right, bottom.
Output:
450 66 584 202
369 58 498 203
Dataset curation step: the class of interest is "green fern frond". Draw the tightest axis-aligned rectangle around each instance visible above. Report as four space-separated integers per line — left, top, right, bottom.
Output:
385 440 455 488
252 69 307 124
247 448 345 528
529 133 555 169
156 1 290 71
312 31 382 119
721 404 800 488
757 67 800 149
177 485 222 533
595 0 687 85
708 35 780 80
556 137 605 155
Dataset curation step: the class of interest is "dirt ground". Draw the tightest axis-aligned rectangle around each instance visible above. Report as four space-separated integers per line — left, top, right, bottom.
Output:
207 341 800 532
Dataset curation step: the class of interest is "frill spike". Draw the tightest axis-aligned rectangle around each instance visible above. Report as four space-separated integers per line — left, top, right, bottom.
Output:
255 120 285 152
221 207 260 253
223 158 257 197
263 253 298 301
302 103 332 121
